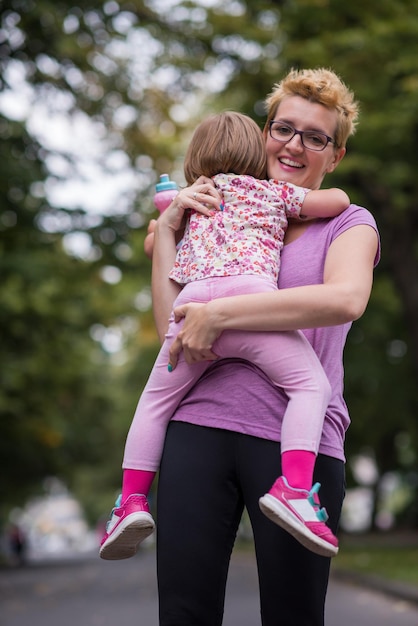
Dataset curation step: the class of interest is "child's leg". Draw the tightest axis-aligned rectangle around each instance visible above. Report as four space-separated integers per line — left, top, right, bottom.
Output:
281 450 316 491
100 284 212 560
204 275 331 485
214 317 331 460
121 469 156 502
226 328 338 556
218 326 330 493
100 334 210 562
122 280 221 495
122 312 210 475
206 276 337 555
216 325 330 491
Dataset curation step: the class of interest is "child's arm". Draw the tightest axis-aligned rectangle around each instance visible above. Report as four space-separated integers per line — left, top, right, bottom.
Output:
300 188 350 219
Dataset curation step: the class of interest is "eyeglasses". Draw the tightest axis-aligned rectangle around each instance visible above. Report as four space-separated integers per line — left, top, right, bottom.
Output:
268 121 334 152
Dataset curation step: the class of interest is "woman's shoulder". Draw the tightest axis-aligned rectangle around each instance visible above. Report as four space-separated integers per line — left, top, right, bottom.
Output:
286 204 380 264
318 204 380 267
339 203 377 225
326 203 379 238
301 204 378 240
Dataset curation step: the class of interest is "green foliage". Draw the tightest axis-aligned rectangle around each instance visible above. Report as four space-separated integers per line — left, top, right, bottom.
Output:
1 0 418 528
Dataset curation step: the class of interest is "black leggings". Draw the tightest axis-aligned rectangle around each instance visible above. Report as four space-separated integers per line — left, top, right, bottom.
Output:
157 422 345 626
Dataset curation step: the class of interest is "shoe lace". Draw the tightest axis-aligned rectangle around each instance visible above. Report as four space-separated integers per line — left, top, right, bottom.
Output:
308 483 329 523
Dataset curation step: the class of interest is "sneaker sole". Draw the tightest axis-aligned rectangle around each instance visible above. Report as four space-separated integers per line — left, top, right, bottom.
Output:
99 513 155 560
259 494 338 558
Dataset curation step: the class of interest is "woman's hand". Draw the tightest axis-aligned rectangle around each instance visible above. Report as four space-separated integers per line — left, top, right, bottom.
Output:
168 301 221 370
144 177 222 258
159 176 222 233
144 219 157 259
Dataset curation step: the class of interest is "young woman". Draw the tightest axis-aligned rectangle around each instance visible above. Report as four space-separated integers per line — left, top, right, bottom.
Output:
100 111 350 561
150 68 380 625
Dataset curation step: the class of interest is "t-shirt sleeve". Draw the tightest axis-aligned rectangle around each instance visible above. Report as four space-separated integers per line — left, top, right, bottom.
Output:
330 204 381 267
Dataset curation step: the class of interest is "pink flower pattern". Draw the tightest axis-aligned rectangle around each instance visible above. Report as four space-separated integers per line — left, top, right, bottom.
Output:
169 173 309 285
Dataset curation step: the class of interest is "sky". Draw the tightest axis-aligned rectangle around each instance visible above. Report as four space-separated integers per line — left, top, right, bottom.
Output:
0 53 148 266
0 74 139 216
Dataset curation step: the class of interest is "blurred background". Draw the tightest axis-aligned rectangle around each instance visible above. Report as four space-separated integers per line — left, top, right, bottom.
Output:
1 0 418 564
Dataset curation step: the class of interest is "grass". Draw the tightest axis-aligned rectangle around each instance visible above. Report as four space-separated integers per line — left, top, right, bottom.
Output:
237 529 418 587
334 532 418 586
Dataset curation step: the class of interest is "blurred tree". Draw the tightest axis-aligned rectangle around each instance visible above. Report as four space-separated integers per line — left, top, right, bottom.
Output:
0 1 164 520
0 0 290 522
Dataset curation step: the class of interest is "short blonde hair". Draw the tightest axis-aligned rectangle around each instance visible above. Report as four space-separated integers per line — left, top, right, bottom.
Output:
184 111 267 185
265 68 359 148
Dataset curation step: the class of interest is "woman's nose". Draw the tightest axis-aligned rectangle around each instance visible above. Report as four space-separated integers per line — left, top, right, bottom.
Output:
286 133 304 151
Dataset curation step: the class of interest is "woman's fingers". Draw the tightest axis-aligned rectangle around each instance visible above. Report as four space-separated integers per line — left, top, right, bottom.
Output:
193 176 215 186
167 334 183 371
144 219 157 258
175 183 222 215
157 179 223 235
167 303 220 370
168 333 218 370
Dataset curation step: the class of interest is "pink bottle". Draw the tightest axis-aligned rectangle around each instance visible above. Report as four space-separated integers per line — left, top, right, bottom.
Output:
153 174 178 213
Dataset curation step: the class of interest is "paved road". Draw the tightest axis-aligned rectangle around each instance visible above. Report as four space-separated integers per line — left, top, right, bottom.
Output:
2 546 418 625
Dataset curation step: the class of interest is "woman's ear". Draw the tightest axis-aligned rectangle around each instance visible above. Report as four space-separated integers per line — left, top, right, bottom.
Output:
326 146 346 173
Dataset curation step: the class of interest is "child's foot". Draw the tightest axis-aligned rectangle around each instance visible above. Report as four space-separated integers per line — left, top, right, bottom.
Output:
259 476 339 557
99 493 155 560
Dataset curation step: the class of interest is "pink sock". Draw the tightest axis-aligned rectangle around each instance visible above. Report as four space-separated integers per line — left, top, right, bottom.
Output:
281 450 316 491
121 469 156 503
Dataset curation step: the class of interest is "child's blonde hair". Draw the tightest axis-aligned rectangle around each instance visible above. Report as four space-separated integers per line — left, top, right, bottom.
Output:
265 68 359 148
184 111 267 185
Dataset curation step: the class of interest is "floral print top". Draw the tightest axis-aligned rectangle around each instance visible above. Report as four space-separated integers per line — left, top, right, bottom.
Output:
169 173 309 285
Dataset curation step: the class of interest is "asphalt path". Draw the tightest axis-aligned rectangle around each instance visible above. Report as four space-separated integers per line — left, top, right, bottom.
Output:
2 546 418 625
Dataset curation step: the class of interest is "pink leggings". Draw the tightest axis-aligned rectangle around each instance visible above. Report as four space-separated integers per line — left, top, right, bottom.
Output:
123 275 331 471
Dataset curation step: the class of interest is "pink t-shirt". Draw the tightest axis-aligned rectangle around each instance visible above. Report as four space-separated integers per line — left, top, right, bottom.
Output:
169 173 308 285
171 205 380 462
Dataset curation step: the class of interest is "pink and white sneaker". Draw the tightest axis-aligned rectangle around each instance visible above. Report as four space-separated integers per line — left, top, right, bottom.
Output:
259 476 339 557
99 493 155 560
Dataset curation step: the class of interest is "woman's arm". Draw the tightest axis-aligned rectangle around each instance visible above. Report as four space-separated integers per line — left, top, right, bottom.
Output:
151 219 182 343
144 219 157 260
168 224 379 365
150 178 222 342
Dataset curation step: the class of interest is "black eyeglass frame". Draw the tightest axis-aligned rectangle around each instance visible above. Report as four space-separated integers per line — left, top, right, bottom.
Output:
268 121 335 152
